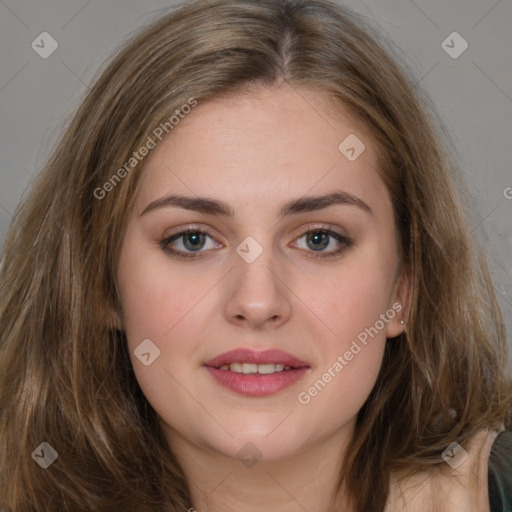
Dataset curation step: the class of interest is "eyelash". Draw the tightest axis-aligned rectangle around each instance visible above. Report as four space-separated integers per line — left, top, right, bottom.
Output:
160 224 353 261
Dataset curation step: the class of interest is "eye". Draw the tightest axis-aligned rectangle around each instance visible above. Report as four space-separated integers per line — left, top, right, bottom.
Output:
160 225 352 260
290 227 352 258
160 228 221 259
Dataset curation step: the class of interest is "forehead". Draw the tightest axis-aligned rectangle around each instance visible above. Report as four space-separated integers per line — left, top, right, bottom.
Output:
136 85 390 218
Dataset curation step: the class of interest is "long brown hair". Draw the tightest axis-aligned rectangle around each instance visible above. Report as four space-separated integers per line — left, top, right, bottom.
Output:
1 0 511 510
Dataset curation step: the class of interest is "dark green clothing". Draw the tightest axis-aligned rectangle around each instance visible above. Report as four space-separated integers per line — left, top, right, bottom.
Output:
489 424 512 511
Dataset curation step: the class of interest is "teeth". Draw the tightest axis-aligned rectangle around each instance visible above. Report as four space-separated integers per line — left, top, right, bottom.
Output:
217 362 294 374
242 363 258 374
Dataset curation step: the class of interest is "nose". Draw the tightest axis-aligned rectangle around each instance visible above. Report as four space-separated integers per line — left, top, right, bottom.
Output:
223 250 292 330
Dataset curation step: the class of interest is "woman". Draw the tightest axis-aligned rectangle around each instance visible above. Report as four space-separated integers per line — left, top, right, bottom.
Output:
0 0 510 510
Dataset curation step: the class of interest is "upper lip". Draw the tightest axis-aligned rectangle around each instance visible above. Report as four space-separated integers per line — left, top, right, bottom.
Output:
204 348 310 369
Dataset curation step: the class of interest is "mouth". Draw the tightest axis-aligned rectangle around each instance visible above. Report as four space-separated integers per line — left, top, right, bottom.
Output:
204 348 311 397
204 347 309 369
214 362 297 374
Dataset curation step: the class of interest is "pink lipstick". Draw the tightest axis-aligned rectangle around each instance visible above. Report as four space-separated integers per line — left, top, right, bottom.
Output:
204 348 310 397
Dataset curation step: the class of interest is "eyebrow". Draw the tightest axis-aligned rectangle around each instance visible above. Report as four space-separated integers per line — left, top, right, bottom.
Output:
140 190 373 218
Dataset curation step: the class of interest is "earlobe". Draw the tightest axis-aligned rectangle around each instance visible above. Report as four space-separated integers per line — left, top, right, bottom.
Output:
386 266 413 339
109 304 124 331
109 310 124 331
100 299 124 332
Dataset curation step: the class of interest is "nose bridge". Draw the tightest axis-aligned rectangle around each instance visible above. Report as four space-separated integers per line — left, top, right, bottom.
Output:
224 233 292 328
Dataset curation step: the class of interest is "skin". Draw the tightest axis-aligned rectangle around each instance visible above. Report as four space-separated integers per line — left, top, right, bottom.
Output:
384 428 499 512
116 83 412 512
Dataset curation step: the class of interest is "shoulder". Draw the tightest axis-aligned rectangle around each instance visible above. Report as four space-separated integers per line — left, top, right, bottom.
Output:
488 424 512 512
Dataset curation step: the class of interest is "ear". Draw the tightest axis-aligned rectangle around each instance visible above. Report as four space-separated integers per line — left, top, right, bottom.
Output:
108 306 124 331
98 296 124 332
385 262 412 339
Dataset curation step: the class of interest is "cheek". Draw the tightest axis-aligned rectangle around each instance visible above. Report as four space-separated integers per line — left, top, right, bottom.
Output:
293 255 393 405
118 243 208 349
296 282 389 425
303 255 395 347
118 248 212 424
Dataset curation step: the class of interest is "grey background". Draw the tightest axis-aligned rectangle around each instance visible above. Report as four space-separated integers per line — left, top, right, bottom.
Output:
1 0 511 349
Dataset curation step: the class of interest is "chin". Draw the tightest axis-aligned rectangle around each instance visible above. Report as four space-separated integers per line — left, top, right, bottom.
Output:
214 422 308 463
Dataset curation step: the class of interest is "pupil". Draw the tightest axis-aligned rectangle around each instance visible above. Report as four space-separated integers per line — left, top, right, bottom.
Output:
181 231 329 252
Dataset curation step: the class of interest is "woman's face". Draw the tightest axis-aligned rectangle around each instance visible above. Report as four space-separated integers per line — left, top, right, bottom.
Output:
117 84 408 463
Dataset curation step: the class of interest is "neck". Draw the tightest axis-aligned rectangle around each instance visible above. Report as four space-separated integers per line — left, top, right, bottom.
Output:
385 427 501 512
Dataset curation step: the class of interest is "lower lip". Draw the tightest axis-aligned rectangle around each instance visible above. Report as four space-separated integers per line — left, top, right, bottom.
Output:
205 366 310 397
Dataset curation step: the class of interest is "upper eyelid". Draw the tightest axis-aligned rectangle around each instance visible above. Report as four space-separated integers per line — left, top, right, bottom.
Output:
163 223 349 248
164 223 346 239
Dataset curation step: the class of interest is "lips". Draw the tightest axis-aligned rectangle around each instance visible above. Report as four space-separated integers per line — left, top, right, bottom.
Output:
204 348 310 369
205 366 310 397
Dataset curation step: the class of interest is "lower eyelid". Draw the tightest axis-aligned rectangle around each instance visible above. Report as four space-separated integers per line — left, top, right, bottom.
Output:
162 231 219 253
161 228 351 258
291 232 352 256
